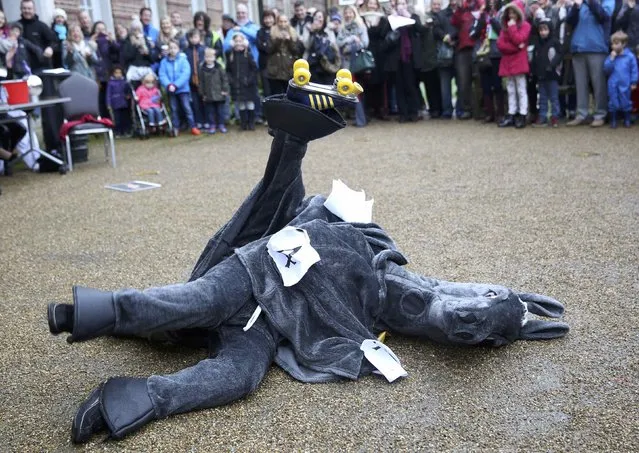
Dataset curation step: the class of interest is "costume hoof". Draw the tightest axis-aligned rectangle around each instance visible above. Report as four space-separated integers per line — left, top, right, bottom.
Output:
72 384 107 444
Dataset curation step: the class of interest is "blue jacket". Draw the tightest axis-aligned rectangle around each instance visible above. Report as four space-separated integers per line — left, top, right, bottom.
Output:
223 21 260 65
567 0 615 53
159 52 191 94
603 47 639 111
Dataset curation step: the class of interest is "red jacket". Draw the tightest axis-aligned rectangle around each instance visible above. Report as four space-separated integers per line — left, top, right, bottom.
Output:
496 0 531 77
451 0 484 50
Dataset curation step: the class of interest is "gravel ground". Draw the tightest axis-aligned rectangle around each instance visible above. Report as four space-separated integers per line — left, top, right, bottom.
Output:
0 119 637 452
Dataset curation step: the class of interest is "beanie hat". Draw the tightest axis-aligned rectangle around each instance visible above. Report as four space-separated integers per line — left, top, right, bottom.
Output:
53 8 67 21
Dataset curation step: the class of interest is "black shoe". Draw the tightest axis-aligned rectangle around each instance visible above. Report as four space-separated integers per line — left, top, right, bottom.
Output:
48 303 73 334
498 115 515 127
72 384 107 444
515 114 526 129
458 112 472 120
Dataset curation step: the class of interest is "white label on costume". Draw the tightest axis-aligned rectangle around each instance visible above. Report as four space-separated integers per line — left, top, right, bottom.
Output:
266 226 320 287
243 306 262 332
360 339 408 383
324 179 374 223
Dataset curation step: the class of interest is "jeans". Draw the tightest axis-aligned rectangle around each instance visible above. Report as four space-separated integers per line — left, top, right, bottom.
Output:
190 87 205 126
538 79 560 121
454 48 474 115
439 66 455 117
204 101 225 127
144 107 163 125
169 92 195 129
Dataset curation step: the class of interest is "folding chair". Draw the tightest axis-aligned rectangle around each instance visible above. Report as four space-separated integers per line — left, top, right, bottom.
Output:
58 73 116 171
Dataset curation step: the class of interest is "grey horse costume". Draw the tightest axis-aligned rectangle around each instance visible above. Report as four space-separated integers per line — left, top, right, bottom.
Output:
47 94 569 443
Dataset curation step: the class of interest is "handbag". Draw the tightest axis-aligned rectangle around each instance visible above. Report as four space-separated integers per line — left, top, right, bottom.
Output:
474 38 492 70
436 42 454 67
350 49 376 75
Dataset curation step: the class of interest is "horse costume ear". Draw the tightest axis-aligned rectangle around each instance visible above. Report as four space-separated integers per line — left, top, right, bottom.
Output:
519 320 569 340
518 293 564 318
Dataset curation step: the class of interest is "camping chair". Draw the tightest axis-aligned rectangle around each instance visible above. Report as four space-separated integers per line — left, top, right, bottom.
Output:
58 73 116 171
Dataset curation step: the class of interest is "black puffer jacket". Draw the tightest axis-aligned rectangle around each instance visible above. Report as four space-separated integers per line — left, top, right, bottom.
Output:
226 49 258 103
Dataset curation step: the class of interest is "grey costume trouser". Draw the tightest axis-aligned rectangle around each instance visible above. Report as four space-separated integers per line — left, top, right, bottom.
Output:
572 52 607 121
112 255 279 418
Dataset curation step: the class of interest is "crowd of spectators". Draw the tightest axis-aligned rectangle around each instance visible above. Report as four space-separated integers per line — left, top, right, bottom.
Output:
1 0 638 157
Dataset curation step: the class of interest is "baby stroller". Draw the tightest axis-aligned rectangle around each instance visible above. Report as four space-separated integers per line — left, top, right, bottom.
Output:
129 81 174 139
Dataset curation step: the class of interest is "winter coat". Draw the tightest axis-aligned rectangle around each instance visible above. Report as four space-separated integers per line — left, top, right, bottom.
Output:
198 63 230 102
451 0 485 50
50 22 68 69
533 32 563 81
63 41 98 79
381 14 426 72
256 26 271 71
7 37 43 78
302 28 340 82
93 34 119 82
432 7 458 68
604 47 639 111
18 14 56 71
159 52 192 94
122 35 156 68
226 48 258 103
472 7 503 60
106 77 130 110
266 26 304 81
336 20 370 72
185 43 206 87
363 15 388 83
617 4 639 48
135 84 162 110
497 1 531 77
420 13 440 72
566 0 615 54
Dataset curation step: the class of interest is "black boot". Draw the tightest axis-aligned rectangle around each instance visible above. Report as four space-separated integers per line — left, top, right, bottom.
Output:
247 109 255 130
262 94 345 142
498 115 515 127
515 113 526 129
48 286 116 343
239 110 248 130
72 377 155 443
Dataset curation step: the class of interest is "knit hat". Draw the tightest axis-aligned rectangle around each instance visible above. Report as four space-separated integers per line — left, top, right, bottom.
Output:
53 8 67 21
330 13 342 23
222 14 236 24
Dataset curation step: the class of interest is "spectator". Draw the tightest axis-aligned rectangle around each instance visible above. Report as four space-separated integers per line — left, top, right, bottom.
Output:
451 0 483 119
157 16 178 55
106 65 131 136
223 4 260 66
617 0 639 48
122 19 155 82
532 18 563 127
266 14 304 95
565 0 615 127
1 10 12 79
198 47 230 134
135 72 163 133
77 11 92 40
553 0 576 119
603 30 638 127
291 1 313 37
432 0 458 119
193 12 223 61
92 21 119 117
114 24 128 68
257 9 276 98
17 0 56 73
337 5 369 127
50 8 68 69
381 0 424 123
496 0 531 129
5 22 42 79
302 10 340 84
221 14 236 39
226 33 258 130
159 39 200 136
526 0 545 124
418 6 442 119
170 11 186 42
361 0 390 121
185 28 206 129
64 24 97 79
472 0 504 123
140 7 159 43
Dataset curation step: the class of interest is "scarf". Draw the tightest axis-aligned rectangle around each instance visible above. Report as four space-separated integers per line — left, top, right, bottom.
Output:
400 28 412 64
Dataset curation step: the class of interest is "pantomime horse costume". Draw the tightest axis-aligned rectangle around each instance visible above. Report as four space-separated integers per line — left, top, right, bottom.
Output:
47 64 569 443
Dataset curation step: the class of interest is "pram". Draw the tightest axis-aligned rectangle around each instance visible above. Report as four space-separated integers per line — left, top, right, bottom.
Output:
129 81 174 139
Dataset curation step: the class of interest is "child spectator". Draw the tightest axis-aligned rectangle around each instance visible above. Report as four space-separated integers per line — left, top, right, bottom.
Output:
64 24 97 79
198 47 230 134
106 65 131 136
532 18 563 127
226 33 258 131
185 28 206 129
5 22 42 79
603 31 639 128
135 72 163 134
50 8 68 69
497 0 531 129
159 40 201 136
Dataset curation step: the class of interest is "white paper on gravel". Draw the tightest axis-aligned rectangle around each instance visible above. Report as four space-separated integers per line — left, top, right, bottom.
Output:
266 226 320 287
323 179 374 223
360 339 408 382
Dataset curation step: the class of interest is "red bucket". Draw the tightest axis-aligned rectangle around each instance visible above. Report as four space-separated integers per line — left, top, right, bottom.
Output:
1 80 30 105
